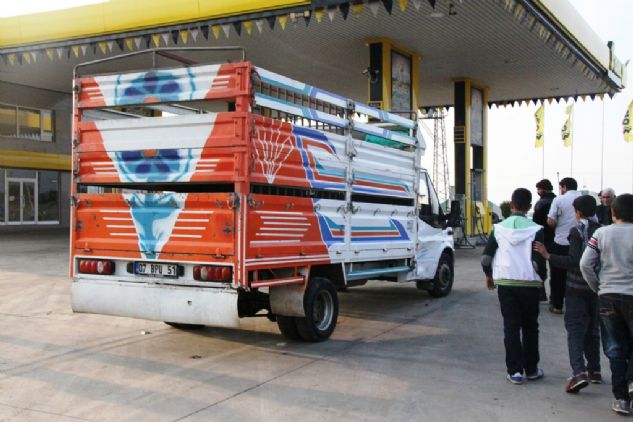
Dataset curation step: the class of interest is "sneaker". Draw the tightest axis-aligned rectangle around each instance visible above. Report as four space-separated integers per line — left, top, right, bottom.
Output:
566 372 589 393
548 305 563 314
589 371 603 384
526 368 545 381
507 372 524 385
612 399 630 415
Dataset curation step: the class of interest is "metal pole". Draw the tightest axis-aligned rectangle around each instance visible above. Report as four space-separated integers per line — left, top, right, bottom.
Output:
600 99 605 189
570 107 574 177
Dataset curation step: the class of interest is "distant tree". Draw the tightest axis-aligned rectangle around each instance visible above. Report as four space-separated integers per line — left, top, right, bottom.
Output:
500 201 512 219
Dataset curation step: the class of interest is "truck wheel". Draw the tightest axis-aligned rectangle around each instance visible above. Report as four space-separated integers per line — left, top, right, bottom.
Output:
276 316 302 341
164 322 205 330
295 277 338 342
428 252 454 298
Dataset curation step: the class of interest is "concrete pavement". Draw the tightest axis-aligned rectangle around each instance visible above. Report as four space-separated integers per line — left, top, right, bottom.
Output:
0 230 622 421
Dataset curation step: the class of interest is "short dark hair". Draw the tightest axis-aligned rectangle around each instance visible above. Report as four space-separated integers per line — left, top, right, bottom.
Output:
536 179 553 191
559 177 578 191
511 188 532 212
572 195 596 218
612 194 633 223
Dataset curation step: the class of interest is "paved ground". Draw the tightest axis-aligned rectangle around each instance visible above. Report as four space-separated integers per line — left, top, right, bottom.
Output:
0 229 622 421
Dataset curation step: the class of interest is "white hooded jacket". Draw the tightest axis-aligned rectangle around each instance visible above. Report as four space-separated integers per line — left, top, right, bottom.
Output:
492 224 542 282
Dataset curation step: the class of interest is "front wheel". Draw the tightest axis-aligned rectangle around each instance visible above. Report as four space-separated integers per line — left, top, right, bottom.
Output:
295 277 339 342
427 252 454 298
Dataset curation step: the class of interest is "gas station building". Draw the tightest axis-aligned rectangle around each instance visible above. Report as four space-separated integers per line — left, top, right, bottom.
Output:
0 0 625 232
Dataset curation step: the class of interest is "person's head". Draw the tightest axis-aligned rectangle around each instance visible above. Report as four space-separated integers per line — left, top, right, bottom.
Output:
510 188 532 214
572 195 596 220
612 193 633 224
600 187 616 206
535 179 553 197
559 177 578 194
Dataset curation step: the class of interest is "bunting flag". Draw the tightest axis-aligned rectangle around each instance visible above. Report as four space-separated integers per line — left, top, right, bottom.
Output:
399 0 408 12
46 48 55 60
134 37 142 49
72 45 81 57
190 28 199 42
278 15 287 30
124 38 134 51
561 104 573 147
353 3 363 16
152 34 161 47
243 21 253 34
255 19 265 33
624 99 633 143
180 30 189 43
327 8 336 21
221 24 231 38
201 25 209 40
98 42 107 54
534 104 544 148
315 9 324 22
212 25 221 39
369 1 381 16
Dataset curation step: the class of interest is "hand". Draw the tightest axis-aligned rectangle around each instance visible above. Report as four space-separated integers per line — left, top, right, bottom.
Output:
486 276 495 290
533 241 550 260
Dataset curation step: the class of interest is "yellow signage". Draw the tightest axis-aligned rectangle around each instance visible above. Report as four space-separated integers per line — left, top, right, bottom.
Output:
534 105 544 148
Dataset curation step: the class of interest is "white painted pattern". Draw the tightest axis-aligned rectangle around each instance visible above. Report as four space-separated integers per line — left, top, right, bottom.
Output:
254 120 295 184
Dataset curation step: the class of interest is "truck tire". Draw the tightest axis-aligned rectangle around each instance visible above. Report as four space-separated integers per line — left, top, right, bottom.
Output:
295 277 338 342
276 316 302 340
427 252 454 298
164 322 205 330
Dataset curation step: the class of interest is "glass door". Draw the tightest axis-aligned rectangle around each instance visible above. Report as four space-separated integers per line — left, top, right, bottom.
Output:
6 179 36 224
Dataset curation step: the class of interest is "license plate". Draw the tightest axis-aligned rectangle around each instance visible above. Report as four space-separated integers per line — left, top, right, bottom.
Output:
134 262 179 278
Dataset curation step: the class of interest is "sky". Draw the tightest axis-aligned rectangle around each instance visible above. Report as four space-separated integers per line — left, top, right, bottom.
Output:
1 0 631 205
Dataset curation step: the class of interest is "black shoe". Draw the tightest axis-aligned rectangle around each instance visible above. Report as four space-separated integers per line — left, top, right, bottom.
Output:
566 372 589 393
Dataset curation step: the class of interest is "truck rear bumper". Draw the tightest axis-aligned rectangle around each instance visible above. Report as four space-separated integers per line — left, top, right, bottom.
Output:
71 278 240 328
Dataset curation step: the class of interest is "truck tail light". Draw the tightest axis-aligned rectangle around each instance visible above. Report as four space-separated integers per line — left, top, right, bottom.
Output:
193 265 232 282
78 259 115 275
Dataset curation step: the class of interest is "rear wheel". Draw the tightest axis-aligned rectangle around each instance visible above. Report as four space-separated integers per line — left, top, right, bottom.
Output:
164 322 205 330
276 316 302 341
427 252 454 298
295 277 338 342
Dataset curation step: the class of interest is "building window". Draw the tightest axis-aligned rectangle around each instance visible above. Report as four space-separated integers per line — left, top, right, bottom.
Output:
38 171 60 222
1 169 61 225
0 103 54 142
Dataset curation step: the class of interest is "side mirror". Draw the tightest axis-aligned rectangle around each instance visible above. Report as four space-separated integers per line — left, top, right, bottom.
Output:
446 200 462 228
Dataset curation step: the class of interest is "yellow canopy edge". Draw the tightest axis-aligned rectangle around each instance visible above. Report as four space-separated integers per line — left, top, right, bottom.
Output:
0 0 310 48
0 150 71 171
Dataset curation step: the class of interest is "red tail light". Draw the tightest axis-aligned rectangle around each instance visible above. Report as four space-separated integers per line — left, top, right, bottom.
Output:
193 265 232 282
78 259 115 275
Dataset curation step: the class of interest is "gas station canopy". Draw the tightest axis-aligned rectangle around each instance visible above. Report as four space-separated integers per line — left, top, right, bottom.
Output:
0 0 626 106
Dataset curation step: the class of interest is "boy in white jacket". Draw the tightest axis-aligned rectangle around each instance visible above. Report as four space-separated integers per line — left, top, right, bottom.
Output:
481 188 548 384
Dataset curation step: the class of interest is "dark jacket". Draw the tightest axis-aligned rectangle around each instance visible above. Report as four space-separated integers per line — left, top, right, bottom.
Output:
533 191 556 246
548 219 601 293
596 205 613 226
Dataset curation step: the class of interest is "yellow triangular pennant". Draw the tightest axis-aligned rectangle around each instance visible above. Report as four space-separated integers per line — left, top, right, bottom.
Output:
243 21 253 35
353 3 363 16
315 9 324 22
125 38 134 51
279 15 287 30
180 30 189 44
72 45 80 57
152 34 161 47
399 0 408 12
46 48 55 60
98 42 107 54
212 25 221 39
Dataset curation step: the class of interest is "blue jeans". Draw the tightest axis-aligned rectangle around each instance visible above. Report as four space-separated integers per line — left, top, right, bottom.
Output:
565 290 601 375
498 286 540 375
600 294 633 400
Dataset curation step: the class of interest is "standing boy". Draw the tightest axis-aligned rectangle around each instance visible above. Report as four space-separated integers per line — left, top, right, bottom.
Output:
580 193 633 415
534 195 602 393
482 188 548 384
533 178 556 301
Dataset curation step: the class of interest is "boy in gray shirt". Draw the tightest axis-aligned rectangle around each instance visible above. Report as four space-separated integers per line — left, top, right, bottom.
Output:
580 194 633 415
